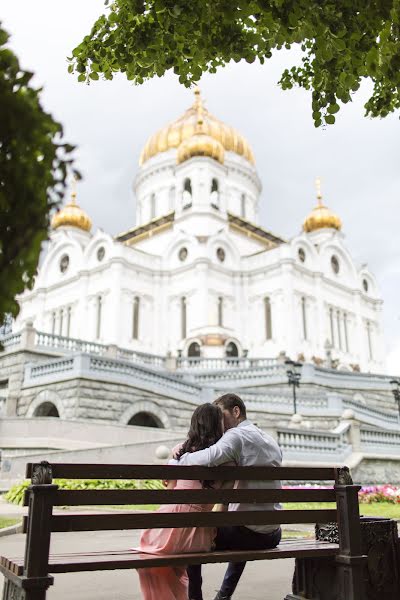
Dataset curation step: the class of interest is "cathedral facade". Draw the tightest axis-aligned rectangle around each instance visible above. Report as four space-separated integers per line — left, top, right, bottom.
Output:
15 89 385 374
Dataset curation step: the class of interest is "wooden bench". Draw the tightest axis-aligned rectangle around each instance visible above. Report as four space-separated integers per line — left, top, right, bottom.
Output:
0 462 367 600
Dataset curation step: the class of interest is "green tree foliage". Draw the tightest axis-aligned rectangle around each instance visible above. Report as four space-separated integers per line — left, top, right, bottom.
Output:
0 25 75 331
70 0 400 126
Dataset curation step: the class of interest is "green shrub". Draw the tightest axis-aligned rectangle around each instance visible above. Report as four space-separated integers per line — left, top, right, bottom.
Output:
5 479 164 506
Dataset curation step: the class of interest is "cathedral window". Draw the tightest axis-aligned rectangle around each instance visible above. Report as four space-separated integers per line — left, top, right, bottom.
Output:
211 178 220 209
51 312 56 335
178 247 188 262
301 296 307 340
331 255 340 274
298 248 306 263
132 296 140 340
59 254 69 274
97 246 105 262
264 297 272 340
329 307 335 347
366 321 373 360
343 312 349 352
362 278 369 293
188 342 201 357
226 341 239 358
96 296 102 340
182 179 192 209
150 193 156 219
66 307 72 337
216 247 226 262
181 297 187 339
240 193 246 218
218 297 223 326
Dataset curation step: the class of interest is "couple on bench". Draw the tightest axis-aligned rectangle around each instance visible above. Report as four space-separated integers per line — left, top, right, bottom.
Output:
137 393 282 600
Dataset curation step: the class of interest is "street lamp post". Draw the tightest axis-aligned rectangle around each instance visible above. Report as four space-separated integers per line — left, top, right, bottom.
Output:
390 378 400 424
285 360 302 415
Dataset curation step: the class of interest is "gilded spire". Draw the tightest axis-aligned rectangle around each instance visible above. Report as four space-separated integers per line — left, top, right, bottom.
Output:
51 178 92 232
303 178 342 233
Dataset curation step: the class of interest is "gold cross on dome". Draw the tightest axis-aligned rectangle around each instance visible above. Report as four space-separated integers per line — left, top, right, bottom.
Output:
315 177 323 205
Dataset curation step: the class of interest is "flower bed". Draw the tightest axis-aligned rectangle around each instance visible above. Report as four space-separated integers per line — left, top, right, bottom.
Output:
358 485 400 504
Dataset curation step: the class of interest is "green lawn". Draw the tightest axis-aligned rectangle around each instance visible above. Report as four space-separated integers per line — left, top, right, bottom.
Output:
284 502 400 520
0 517 20 530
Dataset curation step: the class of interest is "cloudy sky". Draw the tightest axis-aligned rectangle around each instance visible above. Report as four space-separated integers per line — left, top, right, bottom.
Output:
2 1 400 373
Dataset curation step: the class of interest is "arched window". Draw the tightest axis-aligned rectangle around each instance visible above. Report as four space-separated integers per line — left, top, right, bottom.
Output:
188 342 201 357
33 402 59 417
301 296 307 341
51 312 56 335
240 193 246 218
132 296 140 340
96 296 102 339
226 341 239 357
128 412 163 428
181 296 187 339
218 297 223 327
150 193 156 219
264 297 272 340
182 179 192 209
211 178 220 209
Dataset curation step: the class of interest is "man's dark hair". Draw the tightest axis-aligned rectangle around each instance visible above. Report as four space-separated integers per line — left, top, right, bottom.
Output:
213 393 247 418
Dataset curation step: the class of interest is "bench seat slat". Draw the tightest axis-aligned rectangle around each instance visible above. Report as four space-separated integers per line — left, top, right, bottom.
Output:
1 541 339 577
26 463 336 481
48 509 337 532
49 487 337 506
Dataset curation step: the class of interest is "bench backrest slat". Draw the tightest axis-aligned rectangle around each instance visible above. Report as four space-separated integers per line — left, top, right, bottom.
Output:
45 487 337 506
32 508 337 533
26 463 336 481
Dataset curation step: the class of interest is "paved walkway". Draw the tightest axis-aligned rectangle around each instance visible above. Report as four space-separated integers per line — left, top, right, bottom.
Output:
0 529 294 599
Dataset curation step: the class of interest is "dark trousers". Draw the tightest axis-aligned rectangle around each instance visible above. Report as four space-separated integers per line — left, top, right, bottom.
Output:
187 526 281 599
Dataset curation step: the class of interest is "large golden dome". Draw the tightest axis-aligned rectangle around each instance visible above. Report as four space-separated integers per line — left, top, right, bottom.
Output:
51 187 92 232
140 88 255 166
303 179 342 233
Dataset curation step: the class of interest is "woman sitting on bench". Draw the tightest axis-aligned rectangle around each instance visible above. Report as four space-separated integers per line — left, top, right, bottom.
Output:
137 402 233 600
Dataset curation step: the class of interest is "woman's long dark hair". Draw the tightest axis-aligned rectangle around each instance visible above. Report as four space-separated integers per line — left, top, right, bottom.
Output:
177 403 223 488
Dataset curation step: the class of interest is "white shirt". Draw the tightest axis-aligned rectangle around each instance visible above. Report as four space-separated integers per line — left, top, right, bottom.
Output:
174 420 282 533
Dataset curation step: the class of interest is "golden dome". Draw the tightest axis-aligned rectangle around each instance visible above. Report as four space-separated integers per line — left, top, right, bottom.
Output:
51 186 92 232
140 88 255 166
177 99 225 164
303 178 342 233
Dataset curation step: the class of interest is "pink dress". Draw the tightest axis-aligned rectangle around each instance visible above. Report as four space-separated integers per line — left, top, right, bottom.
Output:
136 478 216 600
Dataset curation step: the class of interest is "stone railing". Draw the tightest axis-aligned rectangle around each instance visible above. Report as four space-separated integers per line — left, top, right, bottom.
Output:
175 356 278 370
360 427 400 453
277 424 352 461
0 331 22 350
116 347 166 369
23 353 203 400
35 331 107 355
343 397 399 428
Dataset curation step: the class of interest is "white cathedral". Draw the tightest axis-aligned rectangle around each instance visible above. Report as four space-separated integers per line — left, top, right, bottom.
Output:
16 89 385 373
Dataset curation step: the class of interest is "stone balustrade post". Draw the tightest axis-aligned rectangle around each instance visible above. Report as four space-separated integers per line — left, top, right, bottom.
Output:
106 344 118 359
341 409 361 452
165 355 177 371
20 320 36 351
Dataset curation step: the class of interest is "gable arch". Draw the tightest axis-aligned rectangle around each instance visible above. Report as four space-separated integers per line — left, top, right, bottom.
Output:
119 400 170 429
26 389 65 418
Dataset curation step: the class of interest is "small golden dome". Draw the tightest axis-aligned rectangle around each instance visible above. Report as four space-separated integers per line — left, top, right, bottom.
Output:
140 88 255 166
177 98 225 164
51 186 92 232
303 178 342 233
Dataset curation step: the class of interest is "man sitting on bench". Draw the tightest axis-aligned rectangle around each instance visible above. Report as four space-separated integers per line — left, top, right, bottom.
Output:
175 393 282 600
